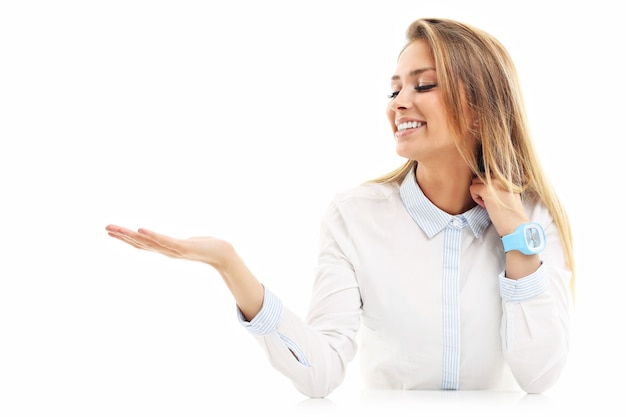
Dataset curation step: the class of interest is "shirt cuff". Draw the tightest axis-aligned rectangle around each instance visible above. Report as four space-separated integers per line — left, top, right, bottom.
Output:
499 261 550 302
237 286 282 336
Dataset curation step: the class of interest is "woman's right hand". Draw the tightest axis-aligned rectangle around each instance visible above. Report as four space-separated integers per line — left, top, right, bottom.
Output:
105 224 265 319
105 224 235 269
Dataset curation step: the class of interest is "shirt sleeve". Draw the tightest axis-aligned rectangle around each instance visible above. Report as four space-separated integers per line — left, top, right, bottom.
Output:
237 200 362 398
498 212 573 394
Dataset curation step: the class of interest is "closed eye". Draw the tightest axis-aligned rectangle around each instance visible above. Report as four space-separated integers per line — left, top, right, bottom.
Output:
388 83 438 99
416 83 437 92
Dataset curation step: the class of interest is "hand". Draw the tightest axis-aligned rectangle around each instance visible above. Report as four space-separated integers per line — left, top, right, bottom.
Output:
105 225 235 269
469 177 528 237
105 224 265 318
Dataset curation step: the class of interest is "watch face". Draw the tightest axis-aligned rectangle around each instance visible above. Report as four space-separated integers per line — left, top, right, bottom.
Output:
501 222 547 255
524 223 546 253
525 227 542 248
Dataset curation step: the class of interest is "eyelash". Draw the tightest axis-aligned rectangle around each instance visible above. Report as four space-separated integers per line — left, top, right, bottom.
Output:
388 83 437 99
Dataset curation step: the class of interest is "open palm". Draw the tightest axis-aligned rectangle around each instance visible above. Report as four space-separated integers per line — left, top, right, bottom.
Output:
105 225 234 268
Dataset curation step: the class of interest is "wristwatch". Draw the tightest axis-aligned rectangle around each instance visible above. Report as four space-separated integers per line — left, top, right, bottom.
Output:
501 222 546 255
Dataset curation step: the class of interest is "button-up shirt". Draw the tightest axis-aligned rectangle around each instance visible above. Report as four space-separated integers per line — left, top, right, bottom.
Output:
239 168 571 398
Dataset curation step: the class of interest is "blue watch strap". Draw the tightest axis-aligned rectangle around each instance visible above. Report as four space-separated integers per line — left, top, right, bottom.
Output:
501 222 546 255
501 228 525 253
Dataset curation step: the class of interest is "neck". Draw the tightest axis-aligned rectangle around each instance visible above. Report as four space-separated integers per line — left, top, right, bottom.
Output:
415 163 476 215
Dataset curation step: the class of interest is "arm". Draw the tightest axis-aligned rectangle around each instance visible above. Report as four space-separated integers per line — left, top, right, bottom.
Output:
498 216 572 393
238 201 362 398
105 205 362 398
469 177 541 280
468 180 572 393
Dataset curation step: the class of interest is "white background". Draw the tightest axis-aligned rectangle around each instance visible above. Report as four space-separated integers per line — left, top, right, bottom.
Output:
1 0 623 416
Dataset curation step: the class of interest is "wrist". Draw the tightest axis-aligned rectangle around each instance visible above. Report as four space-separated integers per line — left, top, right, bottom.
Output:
495 215 530 237
209 241 238 272
504 252 542 279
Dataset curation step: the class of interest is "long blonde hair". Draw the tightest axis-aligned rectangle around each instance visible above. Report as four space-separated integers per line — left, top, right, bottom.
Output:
373 18 575 296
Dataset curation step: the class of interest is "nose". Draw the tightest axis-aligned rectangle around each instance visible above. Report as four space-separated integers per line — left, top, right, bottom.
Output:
391 87 413 112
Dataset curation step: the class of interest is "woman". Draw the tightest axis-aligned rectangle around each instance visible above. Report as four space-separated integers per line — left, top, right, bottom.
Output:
106 18 574 398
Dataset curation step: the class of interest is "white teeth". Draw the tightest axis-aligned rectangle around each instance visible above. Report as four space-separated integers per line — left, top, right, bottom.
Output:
397 121 423 131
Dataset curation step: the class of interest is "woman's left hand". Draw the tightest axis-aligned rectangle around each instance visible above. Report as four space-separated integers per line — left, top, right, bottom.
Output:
469 177 528 237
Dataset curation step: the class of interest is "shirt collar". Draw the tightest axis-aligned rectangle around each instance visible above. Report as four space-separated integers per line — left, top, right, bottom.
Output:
399 166 492 239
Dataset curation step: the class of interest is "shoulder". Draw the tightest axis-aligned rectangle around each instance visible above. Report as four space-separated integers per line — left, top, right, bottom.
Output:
322 181 402 224
320 180 403 231
332 181 401 205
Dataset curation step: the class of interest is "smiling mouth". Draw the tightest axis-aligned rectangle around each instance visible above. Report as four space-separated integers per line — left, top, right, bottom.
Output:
396 121 425 133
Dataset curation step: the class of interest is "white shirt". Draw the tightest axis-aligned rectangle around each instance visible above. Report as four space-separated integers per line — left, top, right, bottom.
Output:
239 168 572 398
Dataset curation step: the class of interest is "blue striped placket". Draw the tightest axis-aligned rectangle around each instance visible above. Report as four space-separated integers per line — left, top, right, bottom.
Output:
399 166 491 390
441 216 466 389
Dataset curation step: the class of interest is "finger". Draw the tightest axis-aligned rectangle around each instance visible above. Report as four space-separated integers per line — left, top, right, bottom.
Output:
106 225 167 250
106 225 176 253
471 192 485 208
105 224 139 235
108 229 158 252
469 183 486 209
106 225 151 248
107 231 146 250
109 230 183 258
137 228 184 256
106 225 186 258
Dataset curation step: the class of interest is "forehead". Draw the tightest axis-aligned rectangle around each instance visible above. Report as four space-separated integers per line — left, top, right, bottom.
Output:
394 39 435 77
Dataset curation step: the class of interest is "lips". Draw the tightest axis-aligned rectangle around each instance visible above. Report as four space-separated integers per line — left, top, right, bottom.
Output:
394 119 425 138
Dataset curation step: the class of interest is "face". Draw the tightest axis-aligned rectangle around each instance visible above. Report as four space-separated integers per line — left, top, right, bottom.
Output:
387 40 464 167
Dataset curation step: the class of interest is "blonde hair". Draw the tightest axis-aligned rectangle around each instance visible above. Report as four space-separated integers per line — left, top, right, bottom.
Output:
373 18 575 297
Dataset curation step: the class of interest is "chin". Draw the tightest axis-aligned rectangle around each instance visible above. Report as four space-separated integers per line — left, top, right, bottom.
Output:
395 144 417 161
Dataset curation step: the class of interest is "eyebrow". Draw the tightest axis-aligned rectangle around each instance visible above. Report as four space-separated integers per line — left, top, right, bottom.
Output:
391 67 436 81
